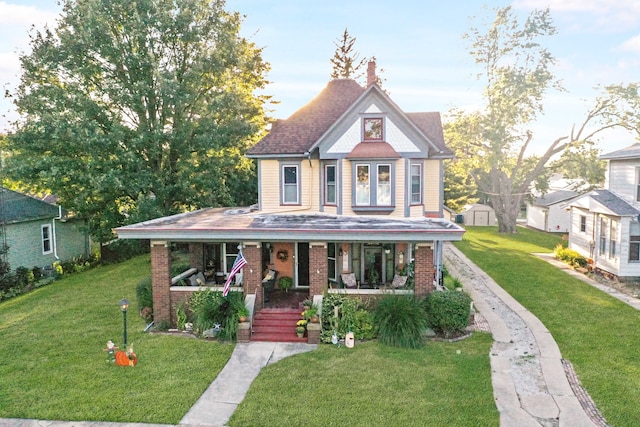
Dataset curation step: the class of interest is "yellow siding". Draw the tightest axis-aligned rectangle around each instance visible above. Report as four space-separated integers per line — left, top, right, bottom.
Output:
391 160 406 218
424 160 441 212
341 160 355 215
260 160 280 212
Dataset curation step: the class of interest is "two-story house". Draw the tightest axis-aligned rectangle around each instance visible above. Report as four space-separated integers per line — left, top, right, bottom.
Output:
565 143 640 281
115 63 465 330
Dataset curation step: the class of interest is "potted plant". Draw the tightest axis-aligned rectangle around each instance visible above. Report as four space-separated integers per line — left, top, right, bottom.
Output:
302 299 313 310
278 276 293 292
302 305 319 323
238 306 250 323
296 319 307 338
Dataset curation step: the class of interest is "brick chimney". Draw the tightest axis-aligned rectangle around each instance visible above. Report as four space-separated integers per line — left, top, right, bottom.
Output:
367 60 376 87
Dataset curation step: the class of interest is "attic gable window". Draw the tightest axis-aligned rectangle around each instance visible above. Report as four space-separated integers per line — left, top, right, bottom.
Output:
363 118 383 141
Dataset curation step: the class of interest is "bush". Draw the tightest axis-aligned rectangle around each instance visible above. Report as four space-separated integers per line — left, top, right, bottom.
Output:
553 244 588 268
320 294 376 343
374 295 428 348
189 289 244 340
424 290 472 338
135 277 153 318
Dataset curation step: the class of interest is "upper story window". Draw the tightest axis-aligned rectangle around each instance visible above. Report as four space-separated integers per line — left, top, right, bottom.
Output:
42 224 52 254
363 118 383 141
325 164 337 205
281 164 300 205
410 163 422 205
354 162 394 210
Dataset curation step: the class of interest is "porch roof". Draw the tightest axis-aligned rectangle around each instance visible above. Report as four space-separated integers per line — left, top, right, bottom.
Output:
114 207 465 242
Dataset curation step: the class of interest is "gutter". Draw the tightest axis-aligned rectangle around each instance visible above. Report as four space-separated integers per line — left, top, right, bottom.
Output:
52 205 62 260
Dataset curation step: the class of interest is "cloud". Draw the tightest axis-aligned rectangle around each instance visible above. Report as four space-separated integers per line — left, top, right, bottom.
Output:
513 0 640 29
619 34 640 53
0 1 58 27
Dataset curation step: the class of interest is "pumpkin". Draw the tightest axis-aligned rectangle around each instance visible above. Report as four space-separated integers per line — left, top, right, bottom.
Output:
115 350 137 367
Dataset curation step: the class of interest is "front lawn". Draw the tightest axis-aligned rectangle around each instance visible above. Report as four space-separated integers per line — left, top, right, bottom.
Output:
456 226 640 427
0 252 498 426
0 255 234 424
230 334 497 427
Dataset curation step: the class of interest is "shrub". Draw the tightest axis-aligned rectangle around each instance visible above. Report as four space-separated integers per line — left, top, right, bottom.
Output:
189 289 244 340
135 277 153 317
374 295 428 348
170 261 192 278
553 244 588 268
320 294 376 343
424 290 472 338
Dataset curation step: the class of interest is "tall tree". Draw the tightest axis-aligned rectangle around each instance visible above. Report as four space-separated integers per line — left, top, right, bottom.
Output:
5 0 269 242
330 28 367 81
448 6 627 233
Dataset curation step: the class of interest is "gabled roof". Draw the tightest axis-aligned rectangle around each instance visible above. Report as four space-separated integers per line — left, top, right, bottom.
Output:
0 187 64 225
566 189 640 217
247 79 365 156
600 143 640 160
246 78 453 158
532 190 579 207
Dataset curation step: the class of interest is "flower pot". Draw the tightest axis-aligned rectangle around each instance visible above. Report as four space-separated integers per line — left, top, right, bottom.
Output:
311 315 320 323
296 332 304 338
239 316 247 323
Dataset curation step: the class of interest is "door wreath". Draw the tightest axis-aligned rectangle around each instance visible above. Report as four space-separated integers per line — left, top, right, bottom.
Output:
276 249 288 261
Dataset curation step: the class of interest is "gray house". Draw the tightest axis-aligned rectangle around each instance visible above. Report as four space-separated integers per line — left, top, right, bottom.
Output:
0 187 91 272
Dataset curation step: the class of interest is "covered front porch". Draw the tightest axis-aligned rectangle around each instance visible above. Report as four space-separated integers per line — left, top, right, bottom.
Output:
116 207 465 340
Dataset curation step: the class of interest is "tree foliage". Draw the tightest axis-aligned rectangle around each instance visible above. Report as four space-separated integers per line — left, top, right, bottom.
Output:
330 28 367 81
447 6 632 232
5 0 270 241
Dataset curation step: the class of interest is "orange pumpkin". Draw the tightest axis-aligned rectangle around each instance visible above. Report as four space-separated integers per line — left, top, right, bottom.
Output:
115 350 137 367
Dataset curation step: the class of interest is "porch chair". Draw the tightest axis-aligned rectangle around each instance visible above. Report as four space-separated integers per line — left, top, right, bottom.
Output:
340 273 358 289
390 274 408 289
262 269 278 302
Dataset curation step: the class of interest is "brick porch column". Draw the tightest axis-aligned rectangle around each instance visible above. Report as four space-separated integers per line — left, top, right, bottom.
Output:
243 243 262 308
309 242 328 296
414 243 435 297
151 240 171 325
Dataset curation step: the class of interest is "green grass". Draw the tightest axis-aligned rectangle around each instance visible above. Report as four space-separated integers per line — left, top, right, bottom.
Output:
0 255 234 424
456 226 640 427
229 335 497 427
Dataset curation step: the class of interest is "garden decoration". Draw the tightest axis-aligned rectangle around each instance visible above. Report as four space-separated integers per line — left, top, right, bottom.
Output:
115 343 137 367
345 331 355 348
104 340 117 363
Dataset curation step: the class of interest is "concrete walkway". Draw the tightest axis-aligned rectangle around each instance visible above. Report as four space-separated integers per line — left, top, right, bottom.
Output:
179 342 316 427
445 243 605 427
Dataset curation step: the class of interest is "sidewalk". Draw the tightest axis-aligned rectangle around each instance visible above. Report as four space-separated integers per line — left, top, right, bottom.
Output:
444 243 605 427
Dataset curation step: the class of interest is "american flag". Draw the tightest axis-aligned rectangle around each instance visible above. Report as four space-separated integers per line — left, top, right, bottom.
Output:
223 250 247 297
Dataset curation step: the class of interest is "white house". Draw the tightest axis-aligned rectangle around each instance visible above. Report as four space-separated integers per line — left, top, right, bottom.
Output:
526 190 579 233
565 143 640 282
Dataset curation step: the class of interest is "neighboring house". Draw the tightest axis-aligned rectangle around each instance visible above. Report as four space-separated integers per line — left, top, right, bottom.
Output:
565 143 640 282
460 203 496 226
115 62 465 334
0 187 91 272
526 190 579 233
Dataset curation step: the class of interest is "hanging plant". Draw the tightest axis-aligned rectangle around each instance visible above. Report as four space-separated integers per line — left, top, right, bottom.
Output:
276 249 288 261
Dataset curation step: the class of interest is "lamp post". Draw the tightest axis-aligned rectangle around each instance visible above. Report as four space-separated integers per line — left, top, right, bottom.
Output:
120 298 129 347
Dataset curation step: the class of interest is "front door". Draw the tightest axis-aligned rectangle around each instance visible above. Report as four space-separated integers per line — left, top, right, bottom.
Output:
296 242 309 287
363 245 383 287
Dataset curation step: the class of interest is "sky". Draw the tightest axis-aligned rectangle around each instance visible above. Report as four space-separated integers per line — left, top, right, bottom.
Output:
1 0 639 156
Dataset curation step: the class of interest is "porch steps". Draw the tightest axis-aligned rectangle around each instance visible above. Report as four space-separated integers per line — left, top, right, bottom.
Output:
251 308 307 343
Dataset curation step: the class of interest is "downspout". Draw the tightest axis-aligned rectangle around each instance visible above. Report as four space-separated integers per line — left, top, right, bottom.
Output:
52 205 62 260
